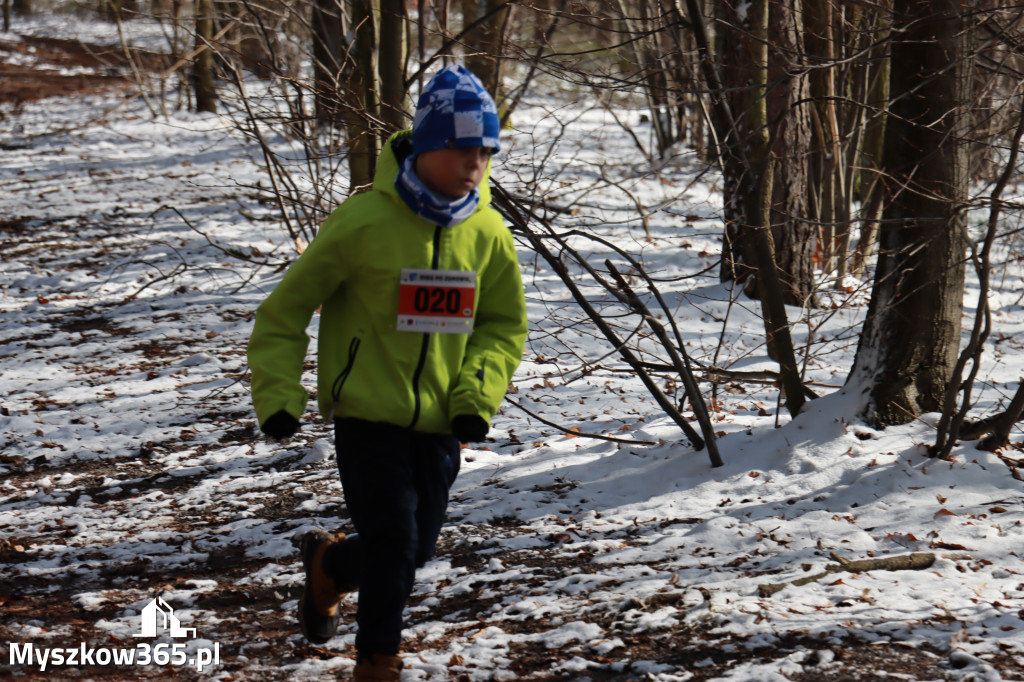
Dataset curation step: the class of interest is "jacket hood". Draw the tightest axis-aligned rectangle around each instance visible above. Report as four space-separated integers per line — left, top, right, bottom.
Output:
373 129 494 210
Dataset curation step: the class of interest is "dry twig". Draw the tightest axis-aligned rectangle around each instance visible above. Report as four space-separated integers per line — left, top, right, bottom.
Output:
758 552 936 597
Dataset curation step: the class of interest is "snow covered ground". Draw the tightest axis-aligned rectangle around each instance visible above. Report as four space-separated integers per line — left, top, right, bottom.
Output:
1 16 1023 681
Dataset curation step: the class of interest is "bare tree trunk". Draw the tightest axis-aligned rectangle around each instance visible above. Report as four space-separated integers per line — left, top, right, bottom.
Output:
416 0 427 92
932 90 1024 459
193 0 218 114
767 0 816 308
848 0 972 426
378 0 409 133
344 0 379 189
102 0 136 22
683 0 808 416
618 0 686 158
715 0 755 286
437 0 450 67
312 0 345 129
460 0 510 100
851 25 890 279
717 0 816 308
806 0 840 275
3 0 11 32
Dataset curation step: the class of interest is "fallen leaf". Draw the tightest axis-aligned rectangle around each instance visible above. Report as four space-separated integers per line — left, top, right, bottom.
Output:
950 628 968 646
885 532 918 545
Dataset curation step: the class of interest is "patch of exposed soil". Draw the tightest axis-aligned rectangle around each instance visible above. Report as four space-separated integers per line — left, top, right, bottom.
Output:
0 33 168 104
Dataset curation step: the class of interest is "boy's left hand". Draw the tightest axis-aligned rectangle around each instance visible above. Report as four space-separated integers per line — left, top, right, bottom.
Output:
451 414 489 443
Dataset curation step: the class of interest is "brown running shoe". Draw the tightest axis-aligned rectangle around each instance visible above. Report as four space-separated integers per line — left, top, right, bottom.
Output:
352 653 403 681
298 529 347 644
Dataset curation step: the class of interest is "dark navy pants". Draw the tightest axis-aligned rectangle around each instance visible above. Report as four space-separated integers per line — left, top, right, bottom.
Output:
324 418 460 656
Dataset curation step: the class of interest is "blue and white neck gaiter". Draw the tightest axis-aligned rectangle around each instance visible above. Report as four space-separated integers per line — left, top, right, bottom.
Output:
394 155 479 228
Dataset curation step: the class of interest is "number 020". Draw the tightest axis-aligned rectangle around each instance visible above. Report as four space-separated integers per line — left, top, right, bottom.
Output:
413 287 462 314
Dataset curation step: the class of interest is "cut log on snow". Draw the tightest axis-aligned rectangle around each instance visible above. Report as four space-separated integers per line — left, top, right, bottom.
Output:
758 552 936 597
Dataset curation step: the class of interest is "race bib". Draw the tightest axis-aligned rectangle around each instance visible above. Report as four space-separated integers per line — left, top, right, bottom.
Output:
397 268 476 333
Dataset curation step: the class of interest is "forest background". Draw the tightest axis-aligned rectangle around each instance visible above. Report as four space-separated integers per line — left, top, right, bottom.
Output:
2 0 1024 680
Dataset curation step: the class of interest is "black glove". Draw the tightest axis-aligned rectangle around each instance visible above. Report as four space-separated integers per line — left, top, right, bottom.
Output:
261 410 299 440
451 414 489 443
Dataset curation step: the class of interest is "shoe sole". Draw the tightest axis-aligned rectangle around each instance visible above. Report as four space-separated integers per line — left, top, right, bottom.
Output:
298 529 341 644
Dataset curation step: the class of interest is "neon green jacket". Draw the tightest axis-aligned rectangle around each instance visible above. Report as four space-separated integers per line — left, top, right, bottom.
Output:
247 131 527 434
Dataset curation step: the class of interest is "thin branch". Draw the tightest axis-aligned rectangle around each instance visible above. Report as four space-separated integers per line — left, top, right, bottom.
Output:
505 397 657 446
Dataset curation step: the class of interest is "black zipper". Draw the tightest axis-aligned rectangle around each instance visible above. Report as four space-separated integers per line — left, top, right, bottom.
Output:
408 225 442 428
329 337 361 421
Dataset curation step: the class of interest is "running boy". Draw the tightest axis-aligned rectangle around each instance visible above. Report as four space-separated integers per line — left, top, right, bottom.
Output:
246 65 528 681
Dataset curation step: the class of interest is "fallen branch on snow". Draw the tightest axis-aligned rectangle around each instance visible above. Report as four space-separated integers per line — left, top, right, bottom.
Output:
505 396 657 446
638 362 837 393
758 552 936 598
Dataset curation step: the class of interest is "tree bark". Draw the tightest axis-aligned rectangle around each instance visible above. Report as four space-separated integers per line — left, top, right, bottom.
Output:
344 0 379 190
312 0 345 129
848 0 972 426
683 0 807 416
932 87 1024 459
717 0 816 308
850 20 890 279
378 0 409 133
805 0 840 273
766 0 816 307
460 0 509 100
193 0 217 114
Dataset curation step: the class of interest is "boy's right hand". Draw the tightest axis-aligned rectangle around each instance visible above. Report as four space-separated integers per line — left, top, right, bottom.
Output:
261 410 300 440
451 414 489 443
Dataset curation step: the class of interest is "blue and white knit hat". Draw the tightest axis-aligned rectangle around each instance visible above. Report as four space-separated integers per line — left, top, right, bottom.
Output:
412 65 500 155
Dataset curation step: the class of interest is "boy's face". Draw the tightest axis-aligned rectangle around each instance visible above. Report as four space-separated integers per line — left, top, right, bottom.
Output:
415 146 493 199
